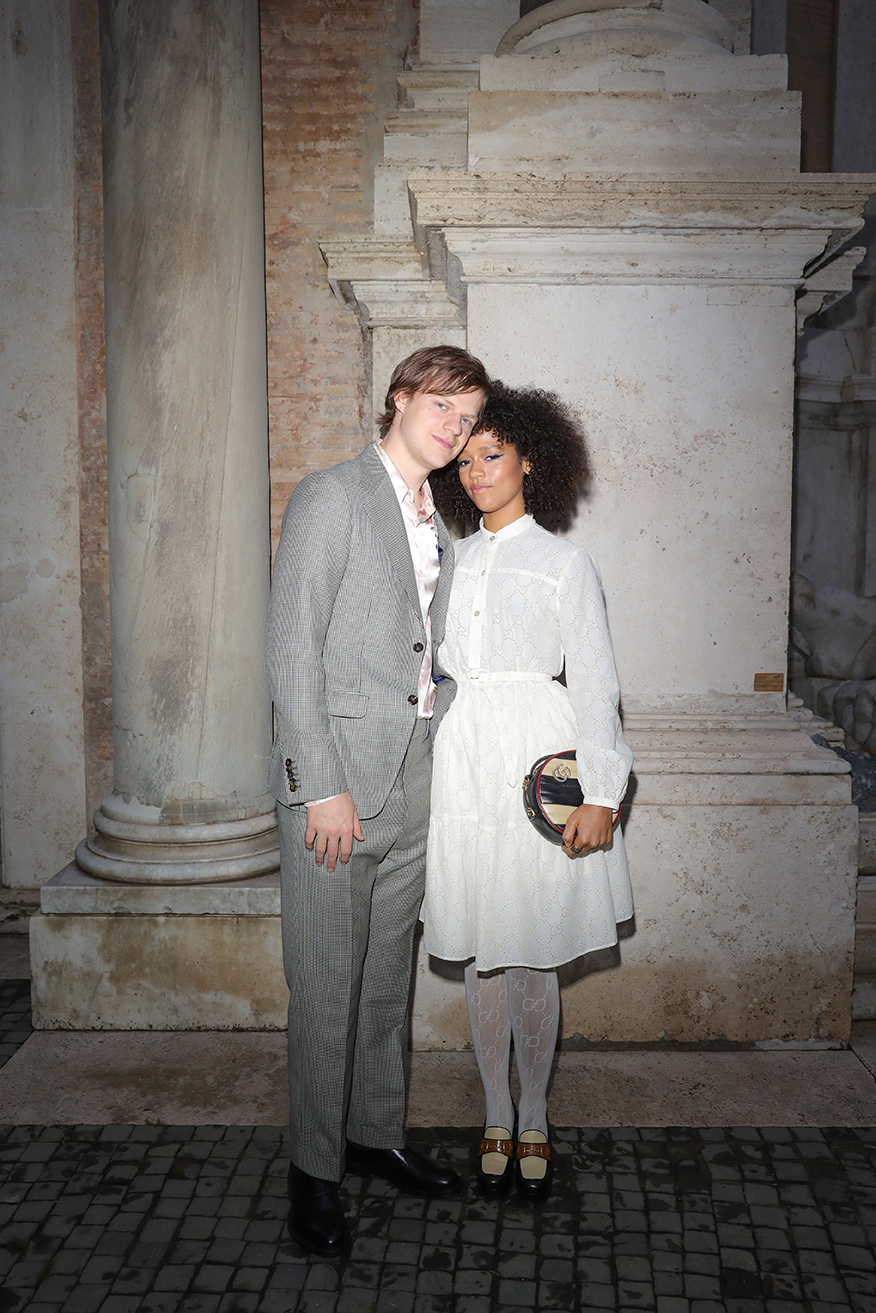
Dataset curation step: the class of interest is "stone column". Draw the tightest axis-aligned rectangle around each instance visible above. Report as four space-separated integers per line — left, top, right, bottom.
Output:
74 0 277 883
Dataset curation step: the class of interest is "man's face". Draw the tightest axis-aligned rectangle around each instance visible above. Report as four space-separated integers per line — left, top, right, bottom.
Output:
392 387 487 474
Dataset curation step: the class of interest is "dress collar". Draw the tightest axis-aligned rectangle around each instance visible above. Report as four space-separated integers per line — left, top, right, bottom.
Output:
477 512 534 542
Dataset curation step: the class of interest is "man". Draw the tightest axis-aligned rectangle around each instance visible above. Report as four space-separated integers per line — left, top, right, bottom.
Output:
266 345 490 1255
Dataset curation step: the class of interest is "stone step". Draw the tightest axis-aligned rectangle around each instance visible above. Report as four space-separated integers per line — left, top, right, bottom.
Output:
397 69 478 112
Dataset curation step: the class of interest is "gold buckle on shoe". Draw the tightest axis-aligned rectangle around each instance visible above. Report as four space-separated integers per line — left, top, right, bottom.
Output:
516 1140 551 1161
479 1135 513 1158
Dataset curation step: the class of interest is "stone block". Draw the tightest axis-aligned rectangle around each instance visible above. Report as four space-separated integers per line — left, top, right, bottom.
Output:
467 89 801 174
419 0 518 66
397 70 478 112
417 799 858 1046
383 120 467 166
30 910 287 1030
374 163 417 235
478 52 790 95
861 816 876 873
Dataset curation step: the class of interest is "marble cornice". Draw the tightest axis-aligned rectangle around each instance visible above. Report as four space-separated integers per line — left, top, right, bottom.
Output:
347 279 462 327
797 372 876 418
319 178 873 324
620 706 852 805
319 237 424 282
432 225 840 285
408 172 876 241
318 238 462 326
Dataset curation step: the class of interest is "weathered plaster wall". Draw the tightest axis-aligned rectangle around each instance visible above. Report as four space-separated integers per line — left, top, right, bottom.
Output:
260 0 417 543
0 1 87 889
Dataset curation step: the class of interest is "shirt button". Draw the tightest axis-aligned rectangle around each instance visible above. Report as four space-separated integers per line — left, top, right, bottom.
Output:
474 610 480 616
413 642 424 653
407 694 418 705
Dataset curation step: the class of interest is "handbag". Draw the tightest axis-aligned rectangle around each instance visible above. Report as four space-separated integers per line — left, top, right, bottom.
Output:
522 751 621 846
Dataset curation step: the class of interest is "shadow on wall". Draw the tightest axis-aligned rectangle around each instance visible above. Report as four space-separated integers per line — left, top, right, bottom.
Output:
791 570 876 760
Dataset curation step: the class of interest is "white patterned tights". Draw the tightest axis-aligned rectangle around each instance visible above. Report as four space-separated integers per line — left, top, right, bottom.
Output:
464 962 560 1136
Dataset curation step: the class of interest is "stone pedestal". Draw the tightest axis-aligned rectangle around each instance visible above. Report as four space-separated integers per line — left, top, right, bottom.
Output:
324 0 874 1045
30 0 278 1026
32 866 286 1030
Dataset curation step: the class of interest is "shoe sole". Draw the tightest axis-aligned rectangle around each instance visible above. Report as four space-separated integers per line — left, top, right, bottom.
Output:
344 1162 461 1197
286 1215 352 1258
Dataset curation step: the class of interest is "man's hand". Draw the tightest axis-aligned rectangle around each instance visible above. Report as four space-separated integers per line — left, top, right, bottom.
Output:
562 804 613 859
305 792 363 872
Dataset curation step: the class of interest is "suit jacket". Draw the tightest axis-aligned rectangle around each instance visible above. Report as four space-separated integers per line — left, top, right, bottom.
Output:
266 442 456 819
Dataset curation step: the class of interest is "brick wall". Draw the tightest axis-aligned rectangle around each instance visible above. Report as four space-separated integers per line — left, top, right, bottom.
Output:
260 0 416 546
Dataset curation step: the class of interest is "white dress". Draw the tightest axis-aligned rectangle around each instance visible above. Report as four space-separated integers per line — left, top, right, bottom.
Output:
422 514 634 971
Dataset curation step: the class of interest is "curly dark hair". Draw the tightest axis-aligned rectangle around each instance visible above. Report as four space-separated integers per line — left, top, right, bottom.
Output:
430 382 590 530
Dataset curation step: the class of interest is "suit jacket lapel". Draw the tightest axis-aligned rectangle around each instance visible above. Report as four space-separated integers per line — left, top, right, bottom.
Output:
357 444 422 622
431 510 454 646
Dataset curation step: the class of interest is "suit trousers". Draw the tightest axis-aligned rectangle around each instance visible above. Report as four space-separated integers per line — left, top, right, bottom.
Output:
278 717 432 1181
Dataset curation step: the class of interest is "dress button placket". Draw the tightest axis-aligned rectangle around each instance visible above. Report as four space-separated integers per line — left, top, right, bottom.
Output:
469 536 495 671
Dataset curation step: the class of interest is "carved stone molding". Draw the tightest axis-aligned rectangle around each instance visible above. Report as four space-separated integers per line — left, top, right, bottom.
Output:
408 172 876 244
796 246 868 330
435 226 833 286
319 237 462 327
496 0 734 57
344 280 462 328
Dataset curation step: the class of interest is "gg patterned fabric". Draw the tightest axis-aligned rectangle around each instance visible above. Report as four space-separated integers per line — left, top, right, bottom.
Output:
423 515 633 971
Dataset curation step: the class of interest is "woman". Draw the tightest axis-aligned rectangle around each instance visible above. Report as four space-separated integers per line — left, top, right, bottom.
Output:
422 384 633 1201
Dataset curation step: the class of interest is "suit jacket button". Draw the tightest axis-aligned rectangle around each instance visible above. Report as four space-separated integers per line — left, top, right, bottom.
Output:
413 641 424 653
407 693 418 705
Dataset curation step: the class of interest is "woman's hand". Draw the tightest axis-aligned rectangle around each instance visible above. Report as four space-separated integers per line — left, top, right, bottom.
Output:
562 804 613 858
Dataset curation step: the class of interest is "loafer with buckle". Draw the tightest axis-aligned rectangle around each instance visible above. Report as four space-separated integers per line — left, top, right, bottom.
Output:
514 1129 553 1202
345 1141 460 1196
475 1123 515 1197
287 1162 351 1256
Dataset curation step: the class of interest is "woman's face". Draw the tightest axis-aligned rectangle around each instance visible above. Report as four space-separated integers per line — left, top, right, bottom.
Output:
457 430 531 531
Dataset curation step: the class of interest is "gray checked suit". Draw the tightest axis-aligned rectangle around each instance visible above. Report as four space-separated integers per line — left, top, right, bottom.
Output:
266 442 456 1181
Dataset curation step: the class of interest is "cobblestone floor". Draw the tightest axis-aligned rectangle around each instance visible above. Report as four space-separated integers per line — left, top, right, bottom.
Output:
3 982 876 1310
0 979 31 1071
2 1121 876 1313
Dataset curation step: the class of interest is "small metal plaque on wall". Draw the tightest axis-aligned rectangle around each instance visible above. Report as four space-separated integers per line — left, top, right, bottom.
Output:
753 673 784 692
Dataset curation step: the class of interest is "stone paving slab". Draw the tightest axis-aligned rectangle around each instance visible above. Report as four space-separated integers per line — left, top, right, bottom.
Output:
2 1123 876 1313
4 1030 876 1128
4 966 876 1131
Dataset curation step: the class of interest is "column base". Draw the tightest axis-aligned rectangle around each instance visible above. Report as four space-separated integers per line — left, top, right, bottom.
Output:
75 793 280 884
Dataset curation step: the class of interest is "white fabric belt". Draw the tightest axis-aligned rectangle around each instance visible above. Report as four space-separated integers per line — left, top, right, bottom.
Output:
457 671 558 786
462 671 554 683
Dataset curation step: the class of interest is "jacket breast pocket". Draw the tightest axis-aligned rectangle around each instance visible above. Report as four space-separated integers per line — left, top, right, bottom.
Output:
325 690 369 718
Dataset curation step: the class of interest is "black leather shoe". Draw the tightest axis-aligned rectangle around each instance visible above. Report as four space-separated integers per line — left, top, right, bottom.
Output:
514 1130 553 1202
475 1107 517 1198
475 1123 515 1197
345 1141 460 1196
287 1162 351 1256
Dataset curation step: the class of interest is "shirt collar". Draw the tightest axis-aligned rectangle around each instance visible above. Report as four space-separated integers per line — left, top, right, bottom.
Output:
374 440 435 523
